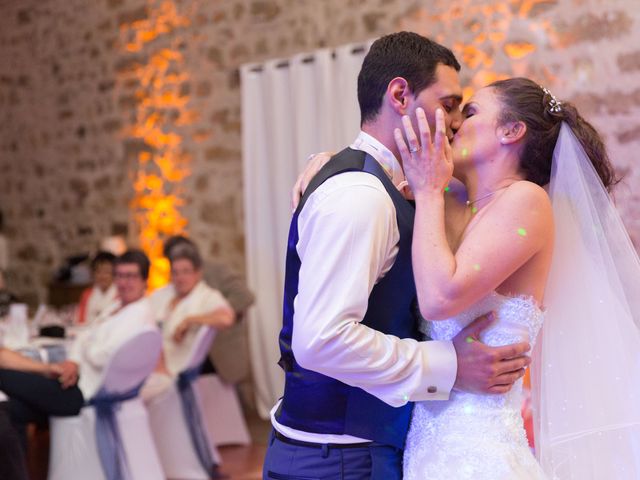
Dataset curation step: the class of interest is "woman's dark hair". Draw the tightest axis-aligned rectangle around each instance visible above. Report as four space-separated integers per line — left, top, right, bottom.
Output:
115 249 150 280
358 31 461 125
163 234 195 258
91 251 116 271
168 242 203 271
489 77 617 190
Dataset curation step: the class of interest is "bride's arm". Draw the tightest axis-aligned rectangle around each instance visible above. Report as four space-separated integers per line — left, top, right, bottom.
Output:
396 108 553 320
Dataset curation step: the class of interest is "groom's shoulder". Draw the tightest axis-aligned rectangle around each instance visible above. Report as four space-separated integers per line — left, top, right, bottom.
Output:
300 172 395 228
311 169 391 205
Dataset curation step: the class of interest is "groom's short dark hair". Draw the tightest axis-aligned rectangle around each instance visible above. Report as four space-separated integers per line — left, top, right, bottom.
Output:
358 32 460 125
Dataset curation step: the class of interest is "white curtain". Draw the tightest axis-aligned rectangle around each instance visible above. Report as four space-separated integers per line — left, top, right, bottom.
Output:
241 41 371 418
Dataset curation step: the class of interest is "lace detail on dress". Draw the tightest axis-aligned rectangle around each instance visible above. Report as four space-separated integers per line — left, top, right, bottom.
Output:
404 293 548 480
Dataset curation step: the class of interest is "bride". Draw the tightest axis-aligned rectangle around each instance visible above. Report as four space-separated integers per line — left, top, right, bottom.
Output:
396 77 640 478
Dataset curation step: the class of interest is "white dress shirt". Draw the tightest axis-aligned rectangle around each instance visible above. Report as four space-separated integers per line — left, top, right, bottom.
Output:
68 296 157 399
271 132 457 443
149 281 230 376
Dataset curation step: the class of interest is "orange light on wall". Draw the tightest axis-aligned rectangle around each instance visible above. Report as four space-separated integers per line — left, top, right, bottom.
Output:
504 41 537 60
402 0 556 102
119 1 194 289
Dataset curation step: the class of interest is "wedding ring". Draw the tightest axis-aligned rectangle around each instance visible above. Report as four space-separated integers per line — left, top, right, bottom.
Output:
409 145 421 153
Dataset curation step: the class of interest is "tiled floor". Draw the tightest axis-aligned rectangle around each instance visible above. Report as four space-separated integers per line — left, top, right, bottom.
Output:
26 409 271 480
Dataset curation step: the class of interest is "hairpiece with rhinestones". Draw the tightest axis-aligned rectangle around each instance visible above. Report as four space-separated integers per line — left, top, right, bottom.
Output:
541 86 562 114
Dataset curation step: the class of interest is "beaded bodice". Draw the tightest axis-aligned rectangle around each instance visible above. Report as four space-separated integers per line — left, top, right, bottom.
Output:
404 292 548 480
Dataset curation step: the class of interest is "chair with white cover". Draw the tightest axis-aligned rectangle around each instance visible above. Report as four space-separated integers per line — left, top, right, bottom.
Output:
196 374 251 446
147 325 221 480
48 328 164 480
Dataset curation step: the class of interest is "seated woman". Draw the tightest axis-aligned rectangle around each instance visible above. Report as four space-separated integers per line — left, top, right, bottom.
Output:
66 249 158 400
76 251 118 325
142 242 234 400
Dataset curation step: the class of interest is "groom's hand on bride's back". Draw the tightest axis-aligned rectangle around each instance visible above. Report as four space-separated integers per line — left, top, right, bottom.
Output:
452 313 531 394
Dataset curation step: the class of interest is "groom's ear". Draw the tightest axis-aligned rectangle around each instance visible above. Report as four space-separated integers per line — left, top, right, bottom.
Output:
386 77 411 115
498 121 527 145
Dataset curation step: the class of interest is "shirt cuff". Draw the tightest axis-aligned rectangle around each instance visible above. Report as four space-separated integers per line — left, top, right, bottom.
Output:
411 340 457 402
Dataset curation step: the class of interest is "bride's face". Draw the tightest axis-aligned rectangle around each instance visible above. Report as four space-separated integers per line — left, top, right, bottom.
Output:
451 87 503 175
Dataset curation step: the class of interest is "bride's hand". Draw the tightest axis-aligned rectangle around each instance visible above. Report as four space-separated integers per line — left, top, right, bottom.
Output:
291 152 334 211
394 107 453 198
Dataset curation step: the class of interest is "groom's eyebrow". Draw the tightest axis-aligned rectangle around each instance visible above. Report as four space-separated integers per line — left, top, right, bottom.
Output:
440 94 463 105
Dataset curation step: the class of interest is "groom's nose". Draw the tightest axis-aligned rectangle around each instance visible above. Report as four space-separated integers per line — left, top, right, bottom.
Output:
449 109 463 135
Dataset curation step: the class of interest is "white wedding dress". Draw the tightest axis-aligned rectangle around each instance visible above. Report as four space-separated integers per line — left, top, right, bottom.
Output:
404 291 548 480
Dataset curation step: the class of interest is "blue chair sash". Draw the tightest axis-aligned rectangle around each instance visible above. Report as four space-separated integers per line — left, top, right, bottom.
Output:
17 344 66 363
89 384 141 480
177 366 220 477
44 344 66 363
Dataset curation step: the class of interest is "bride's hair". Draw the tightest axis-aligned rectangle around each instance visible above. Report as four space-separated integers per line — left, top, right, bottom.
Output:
488 77 618 190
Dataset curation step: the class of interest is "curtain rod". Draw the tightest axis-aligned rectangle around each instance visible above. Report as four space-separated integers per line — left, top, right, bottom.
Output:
249 45 368 73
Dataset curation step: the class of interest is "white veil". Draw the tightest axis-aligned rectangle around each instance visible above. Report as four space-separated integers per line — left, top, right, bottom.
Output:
531 123 640 478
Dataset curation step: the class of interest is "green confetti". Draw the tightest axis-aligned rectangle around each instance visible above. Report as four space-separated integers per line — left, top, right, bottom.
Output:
517 228 527 237
471 206 478 214
462 147 469 158
473 264 481 271
444 186 450 192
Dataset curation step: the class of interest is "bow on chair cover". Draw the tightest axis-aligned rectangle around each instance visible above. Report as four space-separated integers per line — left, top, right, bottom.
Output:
89 385 141 480
177 366 220 478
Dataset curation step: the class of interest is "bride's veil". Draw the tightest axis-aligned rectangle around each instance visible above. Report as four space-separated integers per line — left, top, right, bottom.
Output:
531 123 640 478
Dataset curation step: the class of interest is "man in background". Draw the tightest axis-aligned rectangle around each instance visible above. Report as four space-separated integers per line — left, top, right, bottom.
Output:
163 235 255 386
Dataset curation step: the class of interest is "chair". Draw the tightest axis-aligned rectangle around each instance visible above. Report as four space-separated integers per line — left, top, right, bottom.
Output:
147 325 221 480
196 374 251 446
48 328 164 480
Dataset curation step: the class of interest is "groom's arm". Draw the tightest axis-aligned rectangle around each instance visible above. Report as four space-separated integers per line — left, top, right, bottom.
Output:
292 174 457 407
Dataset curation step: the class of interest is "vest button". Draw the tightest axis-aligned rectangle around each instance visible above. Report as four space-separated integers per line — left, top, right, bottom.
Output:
427 386 437 394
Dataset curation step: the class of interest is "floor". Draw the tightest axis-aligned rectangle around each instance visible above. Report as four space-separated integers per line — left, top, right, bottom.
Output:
26 408 271 480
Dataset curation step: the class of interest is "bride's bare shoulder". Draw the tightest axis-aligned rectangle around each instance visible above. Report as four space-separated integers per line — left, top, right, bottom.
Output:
502 180 551 210
490 180 553 236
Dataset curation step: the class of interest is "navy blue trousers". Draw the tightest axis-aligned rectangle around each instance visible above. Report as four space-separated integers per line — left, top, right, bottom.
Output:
263 430 402 480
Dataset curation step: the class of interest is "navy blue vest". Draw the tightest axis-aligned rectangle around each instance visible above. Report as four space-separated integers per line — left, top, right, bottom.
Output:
276 148 419 449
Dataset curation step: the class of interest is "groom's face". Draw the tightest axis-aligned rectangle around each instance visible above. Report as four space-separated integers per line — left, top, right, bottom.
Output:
409 64 463 142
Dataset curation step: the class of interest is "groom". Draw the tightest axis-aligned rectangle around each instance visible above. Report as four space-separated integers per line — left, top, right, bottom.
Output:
263 32 531 479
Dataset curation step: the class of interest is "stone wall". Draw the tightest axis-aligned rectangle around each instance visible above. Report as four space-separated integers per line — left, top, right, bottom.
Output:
0 0 638 302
